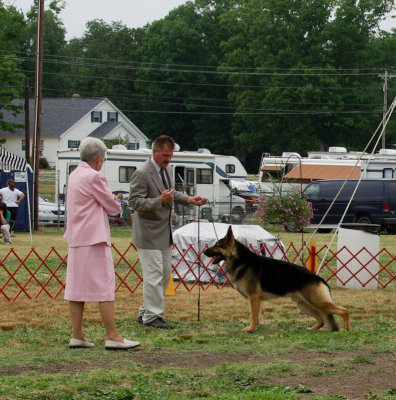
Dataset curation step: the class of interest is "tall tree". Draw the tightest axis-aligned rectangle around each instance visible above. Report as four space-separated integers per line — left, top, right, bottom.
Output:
135 0 238 151
22 0 68 97
64 20 146 126
220 0 395 171
0 4 25 134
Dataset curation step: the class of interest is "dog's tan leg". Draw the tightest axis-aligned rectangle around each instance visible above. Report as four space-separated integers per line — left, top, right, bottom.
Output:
296 301 324 330
322 303 350 331
243 294 261 333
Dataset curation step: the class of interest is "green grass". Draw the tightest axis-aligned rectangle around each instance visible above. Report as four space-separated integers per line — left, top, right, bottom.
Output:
0 227 395 400
0 315 394 399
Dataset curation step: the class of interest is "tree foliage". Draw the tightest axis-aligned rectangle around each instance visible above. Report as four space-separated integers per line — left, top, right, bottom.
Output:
0 4 25 133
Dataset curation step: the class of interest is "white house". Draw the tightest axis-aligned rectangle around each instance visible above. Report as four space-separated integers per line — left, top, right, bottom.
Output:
1 96 149 168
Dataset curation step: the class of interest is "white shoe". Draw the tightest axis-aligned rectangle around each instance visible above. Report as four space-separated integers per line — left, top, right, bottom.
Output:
105 338 141 350
69 338 95 348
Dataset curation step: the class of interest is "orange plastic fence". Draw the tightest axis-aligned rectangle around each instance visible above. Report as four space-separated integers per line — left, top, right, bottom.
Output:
0 242 394 302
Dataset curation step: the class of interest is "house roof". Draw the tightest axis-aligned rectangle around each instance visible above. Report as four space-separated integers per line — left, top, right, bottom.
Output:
88 121 121 138
2 97 105 137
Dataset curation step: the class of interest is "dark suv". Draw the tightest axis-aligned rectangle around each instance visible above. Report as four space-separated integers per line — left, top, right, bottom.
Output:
304 179 396 233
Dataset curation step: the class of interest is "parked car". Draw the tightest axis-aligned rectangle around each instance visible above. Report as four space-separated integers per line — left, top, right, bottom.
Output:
247 180 274 196
228 179 259 213
304 179 396 232
39 195 65 226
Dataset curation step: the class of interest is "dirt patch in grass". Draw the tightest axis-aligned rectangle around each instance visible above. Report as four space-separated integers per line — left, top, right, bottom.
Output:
0 349 394 399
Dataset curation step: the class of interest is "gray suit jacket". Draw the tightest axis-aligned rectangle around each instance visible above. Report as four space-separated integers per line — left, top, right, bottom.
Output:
129 159 189 249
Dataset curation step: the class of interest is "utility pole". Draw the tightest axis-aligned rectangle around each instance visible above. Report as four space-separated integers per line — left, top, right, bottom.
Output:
33 0 44 231
379 70 396 148
24 78 30 163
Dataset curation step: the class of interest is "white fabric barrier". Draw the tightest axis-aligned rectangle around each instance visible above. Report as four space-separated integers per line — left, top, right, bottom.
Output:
172 222 285 282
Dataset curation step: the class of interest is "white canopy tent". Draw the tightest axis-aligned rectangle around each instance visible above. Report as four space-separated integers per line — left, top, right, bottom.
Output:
172 222 285 282
0 148 33 245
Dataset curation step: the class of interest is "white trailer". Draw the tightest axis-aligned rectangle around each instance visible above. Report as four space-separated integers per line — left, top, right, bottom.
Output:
56 146 249 222
258 147 396 187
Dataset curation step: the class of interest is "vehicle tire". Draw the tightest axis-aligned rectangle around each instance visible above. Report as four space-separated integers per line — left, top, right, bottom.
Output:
231 206 244 223
285 223 297 232
221 215 231 223
356 215 372 224
386 225 396 234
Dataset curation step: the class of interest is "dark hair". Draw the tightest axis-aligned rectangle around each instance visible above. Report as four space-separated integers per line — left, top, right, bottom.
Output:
152 135 175 151
0 202 7 214
7 179 15 191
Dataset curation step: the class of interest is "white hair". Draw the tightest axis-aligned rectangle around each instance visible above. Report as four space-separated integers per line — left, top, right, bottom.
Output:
79 138 107 162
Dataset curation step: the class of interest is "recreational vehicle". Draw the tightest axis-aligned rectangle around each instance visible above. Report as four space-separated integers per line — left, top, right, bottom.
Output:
56 146 249 223
258 147 396 188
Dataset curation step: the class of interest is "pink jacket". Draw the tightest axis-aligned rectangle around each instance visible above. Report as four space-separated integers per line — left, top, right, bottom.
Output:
63 162 121 247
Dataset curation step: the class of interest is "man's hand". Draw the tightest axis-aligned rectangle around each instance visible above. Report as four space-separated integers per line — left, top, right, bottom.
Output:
188 196 207 206
161 189 174 204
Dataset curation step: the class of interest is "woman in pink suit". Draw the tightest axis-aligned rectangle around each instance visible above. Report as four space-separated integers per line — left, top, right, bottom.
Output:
64 137 140 350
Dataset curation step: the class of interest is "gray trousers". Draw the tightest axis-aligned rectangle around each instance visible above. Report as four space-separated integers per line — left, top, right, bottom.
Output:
137 248 172 324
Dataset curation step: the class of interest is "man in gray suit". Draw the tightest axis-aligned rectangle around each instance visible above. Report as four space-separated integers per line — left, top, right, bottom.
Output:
129 135 207 329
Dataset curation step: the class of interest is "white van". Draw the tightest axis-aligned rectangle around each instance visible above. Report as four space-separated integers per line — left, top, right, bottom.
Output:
57 146 248 222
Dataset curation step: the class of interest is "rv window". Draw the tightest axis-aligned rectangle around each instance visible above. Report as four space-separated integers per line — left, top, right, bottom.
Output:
226 164 235 173
197 169 213 184
68 165 77 175
127 142 138 150
186 169 194 185
119 166 136 183
68 140 80 149
383 168 394 178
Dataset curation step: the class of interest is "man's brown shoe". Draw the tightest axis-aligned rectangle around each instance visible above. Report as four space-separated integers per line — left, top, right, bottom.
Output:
143 317 174 329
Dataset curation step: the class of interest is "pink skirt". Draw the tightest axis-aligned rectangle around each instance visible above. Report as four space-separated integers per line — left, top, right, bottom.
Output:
64 243 115 302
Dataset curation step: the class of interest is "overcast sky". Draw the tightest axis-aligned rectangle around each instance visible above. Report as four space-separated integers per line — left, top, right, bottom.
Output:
6 0 190 40
6 0 396 41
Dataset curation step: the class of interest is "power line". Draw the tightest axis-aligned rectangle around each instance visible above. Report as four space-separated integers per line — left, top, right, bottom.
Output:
0 66 388 92
0 49 389 74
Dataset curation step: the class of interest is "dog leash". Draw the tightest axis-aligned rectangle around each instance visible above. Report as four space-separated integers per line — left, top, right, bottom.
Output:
196 201 222 322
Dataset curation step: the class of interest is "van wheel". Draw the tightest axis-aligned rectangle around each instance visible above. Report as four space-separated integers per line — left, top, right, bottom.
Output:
356 215 372 224
386 226 396 234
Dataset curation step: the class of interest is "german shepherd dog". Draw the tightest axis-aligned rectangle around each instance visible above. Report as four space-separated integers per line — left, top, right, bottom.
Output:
204 227 350 333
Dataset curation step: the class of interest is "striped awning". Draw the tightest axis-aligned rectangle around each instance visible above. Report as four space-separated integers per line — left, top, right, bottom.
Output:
0 148 29 171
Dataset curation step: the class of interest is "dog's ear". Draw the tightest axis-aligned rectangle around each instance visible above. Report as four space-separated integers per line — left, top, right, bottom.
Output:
225 225 234 245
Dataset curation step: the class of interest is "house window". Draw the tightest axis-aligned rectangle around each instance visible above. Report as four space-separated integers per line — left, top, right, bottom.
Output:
196 169 213 184
68 140 80 149
91 111 102 123
22 140 43 151
107 112 118 122
119 166 136 183
226 164 235 174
